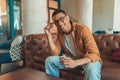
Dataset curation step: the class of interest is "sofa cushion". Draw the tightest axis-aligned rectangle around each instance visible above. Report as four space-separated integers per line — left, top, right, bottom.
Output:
110 48 120 62
24 34 120 80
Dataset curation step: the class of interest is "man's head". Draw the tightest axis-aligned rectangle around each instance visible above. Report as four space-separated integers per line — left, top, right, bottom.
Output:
52 9 72 34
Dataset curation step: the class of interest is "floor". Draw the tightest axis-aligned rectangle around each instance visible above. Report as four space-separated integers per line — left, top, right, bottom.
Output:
0 61 24 75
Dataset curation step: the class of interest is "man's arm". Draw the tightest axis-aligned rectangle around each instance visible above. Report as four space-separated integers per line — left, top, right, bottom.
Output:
44 23 61 55
80 25 101 62
74 57 91 66
60 57 91 68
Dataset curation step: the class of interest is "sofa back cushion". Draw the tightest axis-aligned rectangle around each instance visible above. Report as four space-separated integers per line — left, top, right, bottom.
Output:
93 34 120 55
110 48 120 62
24 34 57 69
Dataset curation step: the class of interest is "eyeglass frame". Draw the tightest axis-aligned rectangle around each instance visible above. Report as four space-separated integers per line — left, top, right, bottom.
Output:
53 15 66 26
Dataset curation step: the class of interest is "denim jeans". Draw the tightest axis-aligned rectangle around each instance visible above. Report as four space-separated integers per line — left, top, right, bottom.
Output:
0 53 12 63
45 56 102 80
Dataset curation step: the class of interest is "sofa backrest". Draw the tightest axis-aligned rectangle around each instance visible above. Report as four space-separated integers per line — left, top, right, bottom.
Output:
24 33 120 68
24 34 57 68
93 34 120 56
25 34 120 56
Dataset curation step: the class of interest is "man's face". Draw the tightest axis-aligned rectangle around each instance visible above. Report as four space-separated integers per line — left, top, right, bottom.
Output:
52 13 71 34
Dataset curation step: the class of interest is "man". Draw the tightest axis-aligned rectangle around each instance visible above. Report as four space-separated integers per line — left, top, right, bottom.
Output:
44 9 102 80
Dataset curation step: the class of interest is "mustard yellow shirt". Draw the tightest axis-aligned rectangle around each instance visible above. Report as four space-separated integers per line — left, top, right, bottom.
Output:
52 22 102 64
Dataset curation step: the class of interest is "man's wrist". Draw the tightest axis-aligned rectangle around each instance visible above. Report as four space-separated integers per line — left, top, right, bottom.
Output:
47 34 52 38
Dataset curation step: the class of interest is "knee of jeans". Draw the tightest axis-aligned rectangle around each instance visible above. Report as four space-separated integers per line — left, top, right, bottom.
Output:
85 62 101 75
86 66 96 74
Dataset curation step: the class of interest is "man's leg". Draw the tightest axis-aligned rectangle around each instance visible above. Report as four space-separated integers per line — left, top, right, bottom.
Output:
82 61 102 80
0 53 12 73
0 53 12 63
45 56 65 77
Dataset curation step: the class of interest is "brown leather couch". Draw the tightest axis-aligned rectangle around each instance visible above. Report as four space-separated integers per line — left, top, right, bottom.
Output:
24 34 120 80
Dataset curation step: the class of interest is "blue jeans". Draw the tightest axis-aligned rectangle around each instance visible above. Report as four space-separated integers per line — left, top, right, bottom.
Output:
0 53 12 63
45 56 102 80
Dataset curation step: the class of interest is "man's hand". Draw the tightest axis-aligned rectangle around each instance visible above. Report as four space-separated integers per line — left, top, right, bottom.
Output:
60 56 92 68
44 22 57 54
44 22 54 37
60 57 78 68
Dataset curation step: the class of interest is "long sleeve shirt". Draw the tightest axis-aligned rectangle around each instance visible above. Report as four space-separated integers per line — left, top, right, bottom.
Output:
52 22 102 64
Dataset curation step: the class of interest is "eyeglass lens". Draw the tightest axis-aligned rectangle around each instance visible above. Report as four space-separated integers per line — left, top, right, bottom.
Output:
54 16 66 24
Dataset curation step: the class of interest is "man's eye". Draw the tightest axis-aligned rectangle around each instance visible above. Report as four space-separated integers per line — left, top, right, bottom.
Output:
61 17 64 19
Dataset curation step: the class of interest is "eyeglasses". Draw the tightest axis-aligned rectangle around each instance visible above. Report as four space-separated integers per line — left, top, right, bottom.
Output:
54 16 66 25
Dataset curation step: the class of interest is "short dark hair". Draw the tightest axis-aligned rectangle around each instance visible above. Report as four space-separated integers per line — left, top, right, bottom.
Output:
52 9 67 17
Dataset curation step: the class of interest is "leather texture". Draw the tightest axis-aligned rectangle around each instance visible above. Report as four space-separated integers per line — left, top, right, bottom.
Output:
24 34 120 80
110 48 120 61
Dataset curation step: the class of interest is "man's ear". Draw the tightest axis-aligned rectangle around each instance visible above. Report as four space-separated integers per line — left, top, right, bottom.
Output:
52 17 55 21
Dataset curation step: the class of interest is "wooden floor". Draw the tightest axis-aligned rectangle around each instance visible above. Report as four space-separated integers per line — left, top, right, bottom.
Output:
0 61 24 75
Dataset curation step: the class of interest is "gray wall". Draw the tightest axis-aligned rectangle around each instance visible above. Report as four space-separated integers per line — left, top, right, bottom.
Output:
61 0 115 33
21 0 119 34
61 0 81 22
22 0 48 35
93 0 114 32
62 0 93 31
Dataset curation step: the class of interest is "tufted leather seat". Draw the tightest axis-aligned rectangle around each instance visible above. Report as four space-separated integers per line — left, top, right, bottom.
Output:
24 34 120 80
